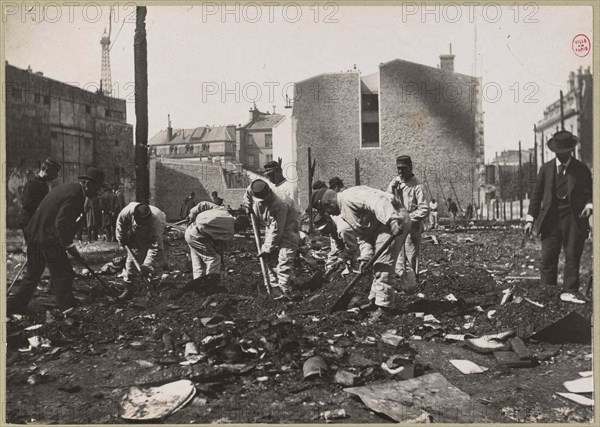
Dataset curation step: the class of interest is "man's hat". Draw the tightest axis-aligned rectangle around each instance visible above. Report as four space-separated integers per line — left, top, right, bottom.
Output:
328 177 344 188
312 180 327 191
547 130 578 153
310 187 329 209
133 203 152 222
79 165 105 184
263 161 281 173
396 155 412 167
43 157 61 170
250 179 271 201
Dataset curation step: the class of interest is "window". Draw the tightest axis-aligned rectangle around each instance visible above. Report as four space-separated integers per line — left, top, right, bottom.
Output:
362 94 378 111
361 123 379 148
86 105 92 114
247 134 254 146
361 93 380 148
248 154 256 166
12 87 22 100
114 139 119 147
105 109 112 118
34 93 41 104
43 95 50 105
266 154 273 163
265 134 272 148
51 131 58 139
185 144 193 154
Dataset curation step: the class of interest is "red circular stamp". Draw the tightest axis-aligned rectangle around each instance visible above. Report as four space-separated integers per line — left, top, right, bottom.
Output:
572 34 591 57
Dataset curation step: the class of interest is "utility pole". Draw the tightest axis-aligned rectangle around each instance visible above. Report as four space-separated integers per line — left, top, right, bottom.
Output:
307 147 316 233
541 130 545 164
533 124 538 172
518 140 523 219
134 6 149 203
560 90 565 131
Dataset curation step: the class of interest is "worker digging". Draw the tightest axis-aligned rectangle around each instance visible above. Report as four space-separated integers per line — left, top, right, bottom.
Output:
3 6 596 423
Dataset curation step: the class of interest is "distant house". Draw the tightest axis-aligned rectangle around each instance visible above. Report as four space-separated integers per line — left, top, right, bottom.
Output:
535 67 593 170
236 105 285 171
148 117 237 163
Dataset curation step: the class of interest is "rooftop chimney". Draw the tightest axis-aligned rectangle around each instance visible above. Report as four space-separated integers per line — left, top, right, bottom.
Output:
167 114 173 141
568 71 575 91
272 105 276 114
439 43 455 72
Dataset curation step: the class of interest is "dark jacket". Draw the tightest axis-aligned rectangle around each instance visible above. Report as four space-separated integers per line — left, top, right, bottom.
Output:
17 176 49 228
85 196 102 227
528 158 593 235
24 183 86 246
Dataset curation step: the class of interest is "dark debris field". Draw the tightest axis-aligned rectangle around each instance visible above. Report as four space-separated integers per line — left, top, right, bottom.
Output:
4 225 595 424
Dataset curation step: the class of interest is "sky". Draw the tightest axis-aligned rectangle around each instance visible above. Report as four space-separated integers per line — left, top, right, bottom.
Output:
4 4 593 162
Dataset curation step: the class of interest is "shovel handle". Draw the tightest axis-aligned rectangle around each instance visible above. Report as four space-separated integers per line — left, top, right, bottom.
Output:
125 246 154 289
250 210 273 298
330 233 398 312
7 259 28 294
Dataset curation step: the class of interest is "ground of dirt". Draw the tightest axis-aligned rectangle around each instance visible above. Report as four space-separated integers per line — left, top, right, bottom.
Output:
4 224 594 424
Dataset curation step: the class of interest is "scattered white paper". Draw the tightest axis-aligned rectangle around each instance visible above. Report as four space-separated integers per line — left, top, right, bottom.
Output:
445 293 458 302
449 359 489 374
560 293 586 304
563 376 593 394
556 392 594 407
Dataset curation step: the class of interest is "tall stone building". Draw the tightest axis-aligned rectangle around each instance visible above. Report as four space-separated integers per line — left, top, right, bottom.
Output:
276 51 485 213
5 62 134 226
535 67 593 170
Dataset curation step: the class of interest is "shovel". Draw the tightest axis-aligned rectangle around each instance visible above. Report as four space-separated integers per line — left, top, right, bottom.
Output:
73 253 121 299
329 233 397 313
125 245 156 293
7 259 28 295
250 210 273 298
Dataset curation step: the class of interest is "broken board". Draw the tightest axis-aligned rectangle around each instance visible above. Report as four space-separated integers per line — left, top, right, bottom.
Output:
345 372 489 423
494 351 537 368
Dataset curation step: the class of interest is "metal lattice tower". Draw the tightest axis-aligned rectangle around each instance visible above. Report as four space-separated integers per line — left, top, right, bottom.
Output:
100 28 112 96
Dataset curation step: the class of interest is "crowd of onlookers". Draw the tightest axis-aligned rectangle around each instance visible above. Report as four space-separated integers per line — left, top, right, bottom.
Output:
76 183 127 242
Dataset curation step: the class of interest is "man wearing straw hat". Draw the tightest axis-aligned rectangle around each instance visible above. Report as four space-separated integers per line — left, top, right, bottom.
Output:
525 130 593 301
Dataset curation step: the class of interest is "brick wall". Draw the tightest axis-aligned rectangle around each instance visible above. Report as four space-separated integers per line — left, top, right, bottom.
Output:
150 160 247 221
292 62 483 215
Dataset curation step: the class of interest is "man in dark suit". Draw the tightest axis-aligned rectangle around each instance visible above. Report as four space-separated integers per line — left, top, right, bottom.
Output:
8 165 105 314
525 130 593 300
17 158 61 238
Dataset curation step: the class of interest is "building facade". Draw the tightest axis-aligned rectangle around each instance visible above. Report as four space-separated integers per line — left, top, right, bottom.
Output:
283 53 485 213
535 67 593 170
5 62 134 227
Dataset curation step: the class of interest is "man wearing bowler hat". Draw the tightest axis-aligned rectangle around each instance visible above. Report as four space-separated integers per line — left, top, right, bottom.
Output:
17 158 62 239
525 130 593 301
386 155 429 290
8 165 105 314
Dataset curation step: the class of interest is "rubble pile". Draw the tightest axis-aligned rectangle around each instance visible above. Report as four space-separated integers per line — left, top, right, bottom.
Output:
5 227 594 423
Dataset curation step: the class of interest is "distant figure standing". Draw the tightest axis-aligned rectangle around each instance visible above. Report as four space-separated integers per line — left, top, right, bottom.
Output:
429 198 439 230
447 198 459 228
525 130 593 300
17 158 61 240
85 193 102 242
100 185 116 241
180 192 196 219
465 203 474 220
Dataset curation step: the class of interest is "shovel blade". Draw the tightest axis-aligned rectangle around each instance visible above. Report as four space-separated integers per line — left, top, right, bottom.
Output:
329 291 354 313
